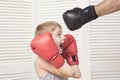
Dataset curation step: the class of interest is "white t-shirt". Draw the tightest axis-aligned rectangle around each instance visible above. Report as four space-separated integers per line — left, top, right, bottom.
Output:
39 72 68 80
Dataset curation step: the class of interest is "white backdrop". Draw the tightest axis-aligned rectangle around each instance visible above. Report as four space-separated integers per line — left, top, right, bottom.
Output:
0 0 120 80
0 0 33 80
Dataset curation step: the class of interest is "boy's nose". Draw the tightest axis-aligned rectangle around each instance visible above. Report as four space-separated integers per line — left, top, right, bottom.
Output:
63 35 65 40
62 35 65 42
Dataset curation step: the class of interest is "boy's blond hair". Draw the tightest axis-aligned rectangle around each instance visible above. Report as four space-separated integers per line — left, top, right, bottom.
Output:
35 21 62 37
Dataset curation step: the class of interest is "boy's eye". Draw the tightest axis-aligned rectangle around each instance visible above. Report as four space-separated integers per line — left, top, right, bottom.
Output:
58 33 61 36
58 33 61 37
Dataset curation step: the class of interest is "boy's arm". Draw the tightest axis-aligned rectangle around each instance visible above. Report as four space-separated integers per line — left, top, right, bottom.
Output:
31 32 65 68
71 65 81 78
35 56 79 78
61 34 81 78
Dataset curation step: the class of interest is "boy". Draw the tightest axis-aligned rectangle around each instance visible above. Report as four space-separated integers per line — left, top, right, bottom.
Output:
30 21 81 80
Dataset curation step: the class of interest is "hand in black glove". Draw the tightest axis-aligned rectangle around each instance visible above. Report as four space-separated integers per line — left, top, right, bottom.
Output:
63 6 98 30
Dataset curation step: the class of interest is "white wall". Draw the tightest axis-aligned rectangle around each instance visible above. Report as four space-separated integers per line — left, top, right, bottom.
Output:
0 0 120 80
0 0 33 80
90 0 120 80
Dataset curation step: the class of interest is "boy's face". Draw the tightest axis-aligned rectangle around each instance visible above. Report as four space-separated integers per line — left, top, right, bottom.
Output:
52 27 65 53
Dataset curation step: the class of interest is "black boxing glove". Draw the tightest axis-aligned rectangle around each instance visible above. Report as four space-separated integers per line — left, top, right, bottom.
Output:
63 6 98 30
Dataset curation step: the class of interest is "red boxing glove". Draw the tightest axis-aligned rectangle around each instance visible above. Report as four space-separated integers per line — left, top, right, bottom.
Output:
30 32 64 68
62 34 79 65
